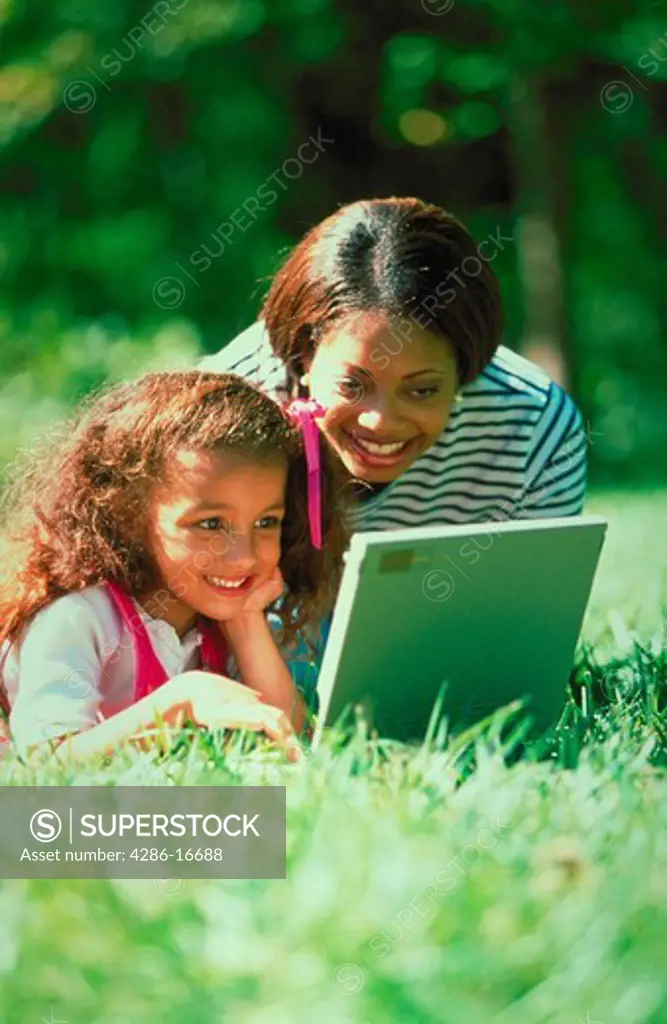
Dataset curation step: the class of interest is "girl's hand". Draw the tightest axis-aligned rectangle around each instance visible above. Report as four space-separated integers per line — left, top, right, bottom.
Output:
158 670 301 761
240 567 285 614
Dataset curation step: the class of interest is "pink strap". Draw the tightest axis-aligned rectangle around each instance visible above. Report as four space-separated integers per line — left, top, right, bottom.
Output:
105 581 168 701
198 619 229 675
104 581 229 702
283 398 326 549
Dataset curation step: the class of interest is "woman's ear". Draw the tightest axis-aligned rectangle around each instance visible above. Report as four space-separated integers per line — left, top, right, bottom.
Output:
286 356 309 399
297 355 312 397
289 371 309 400
289 326 313 399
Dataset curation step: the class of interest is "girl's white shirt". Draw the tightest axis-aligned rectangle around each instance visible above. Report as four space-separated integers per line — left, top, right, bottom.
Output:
2 585 217 757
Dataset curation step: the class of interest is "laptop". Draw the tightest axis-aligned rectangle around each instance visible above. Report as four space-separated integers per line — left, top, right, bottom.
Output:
311 515 607 747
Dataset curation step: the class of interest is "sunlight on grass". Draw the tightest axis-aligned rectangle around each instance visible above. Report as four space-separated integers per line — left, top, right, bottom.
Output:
584 489 667 651
0 491 666 1023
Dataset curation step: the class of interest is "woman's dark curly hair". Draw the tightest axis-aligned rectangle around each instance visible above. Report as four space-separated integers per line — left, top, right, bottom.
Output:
262 196 504 397
0 371 349 713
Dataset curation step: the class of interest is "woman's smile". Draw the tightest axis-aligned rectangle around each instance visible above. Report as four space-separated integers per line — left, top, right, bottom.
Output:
304 313 459 483
341 428 419 468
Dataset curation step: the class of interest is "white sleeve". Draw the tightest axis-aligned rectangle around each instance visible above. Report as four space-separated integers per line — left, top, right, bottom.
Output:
198 320 291 400
198 320 270 377
8 594 109 754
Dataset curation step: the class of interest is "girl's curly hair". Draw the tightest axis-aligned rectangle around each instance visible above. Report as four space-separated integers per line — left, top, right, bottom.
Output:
0 371 350 713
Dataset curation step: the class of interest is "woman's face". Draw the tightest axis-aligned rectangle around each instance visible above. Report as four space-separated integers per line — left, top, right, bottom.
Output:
303 312 459 483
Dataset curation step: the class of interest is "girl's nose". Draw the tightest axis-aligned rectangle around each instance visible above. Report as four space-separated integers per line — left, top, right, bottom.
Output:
220 530 257 573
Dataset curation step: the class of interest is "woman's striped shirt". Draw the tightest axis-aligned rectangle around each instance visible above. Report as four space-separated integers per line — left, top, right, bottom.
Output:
200 320 588 532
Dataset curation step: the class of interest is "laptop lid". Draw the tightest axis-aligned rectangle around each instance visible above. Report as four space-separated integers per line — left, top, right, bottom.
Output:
312 515 606 746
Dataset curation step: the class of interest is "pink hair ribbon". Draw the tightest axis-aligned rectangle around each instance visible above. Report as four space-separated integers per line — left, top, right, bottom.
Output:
283 398 326 550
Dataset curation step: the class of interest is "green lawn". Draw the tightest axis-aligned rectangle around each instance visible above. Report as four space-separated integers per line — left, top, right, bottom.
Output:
0 492 666 1024
584 490 667 649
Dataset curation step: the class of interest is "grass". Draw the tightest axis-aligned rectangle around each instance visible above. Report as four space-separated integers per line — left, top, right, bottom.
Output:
1 491 666 1024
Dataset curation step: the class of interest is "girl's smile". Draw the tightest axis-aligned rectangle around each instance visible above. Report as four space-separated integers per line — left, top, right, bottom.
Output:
203 572 256 596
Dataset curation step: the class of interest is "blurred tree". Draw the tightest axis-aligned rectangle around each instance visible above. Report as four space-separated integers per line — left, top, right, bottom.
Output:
0 0 665 482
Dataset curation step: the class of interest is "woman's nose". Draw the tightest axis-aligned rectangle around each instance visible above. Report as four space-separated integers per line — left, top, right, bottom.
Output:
356 394 400 431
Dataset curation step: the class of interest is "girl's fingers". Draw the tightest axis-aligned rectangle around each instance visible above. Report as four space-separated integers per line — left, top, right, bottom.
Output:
259 705 298 744
270 567 285 589
239 567 285 613
213 705 301 760
259 708 302 761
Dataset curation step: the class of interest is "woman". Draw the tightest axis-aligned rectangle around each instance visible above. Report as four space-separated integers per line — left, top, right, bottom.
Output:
200 197 587 673
201 197 586 526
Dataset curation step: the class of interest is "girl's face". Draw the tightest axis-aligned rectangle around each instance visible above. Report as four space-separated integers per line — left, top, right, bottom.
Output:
143 450 287 635
303 312 459 483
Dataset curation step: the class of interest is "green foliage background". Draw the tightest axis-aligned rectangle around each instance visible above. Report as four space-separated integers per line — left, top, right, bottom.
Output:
1 9 667 1018
0 0 666 483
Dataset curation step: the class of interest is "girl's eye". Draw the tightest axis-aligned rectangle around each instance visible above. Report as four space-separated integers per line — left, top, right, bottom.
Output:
197 517 226 531
256 516 283 530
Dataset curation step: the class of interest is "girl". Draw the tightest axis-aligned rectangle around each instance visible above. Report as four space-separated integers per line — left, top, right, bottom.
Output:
200 196 588 677
0 371 348 760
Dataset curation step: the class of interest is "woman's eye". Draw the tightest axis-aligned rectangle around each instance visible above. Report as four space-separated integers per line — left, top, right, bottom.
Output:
408 386 439 399
336 376 365 399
